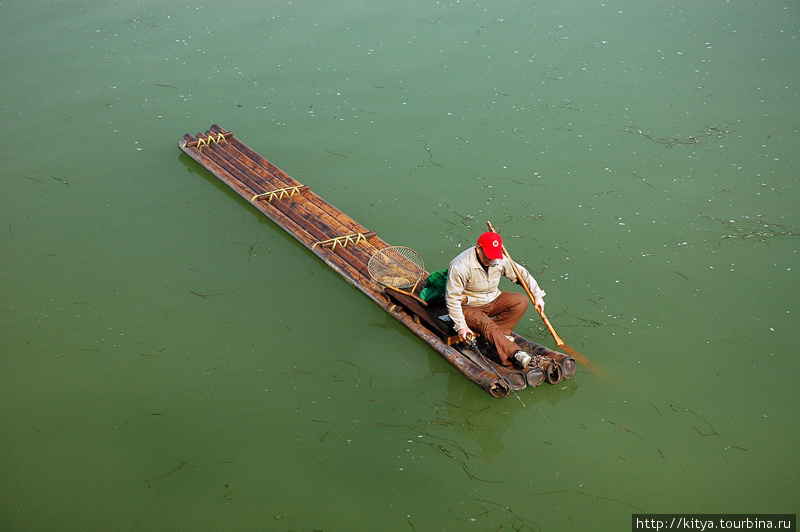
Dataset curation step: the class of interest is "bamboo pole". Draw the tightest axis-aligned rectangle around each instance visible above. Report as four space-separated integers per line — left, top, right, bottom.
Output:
203 139 380 272
487 221 597 377
209 142 375 260
211 125 384 249
194 141 373 281
211 131 385 265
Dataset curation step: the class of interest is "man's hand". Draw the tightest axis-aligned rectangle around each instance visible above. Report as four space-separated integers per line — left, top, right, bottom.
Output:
534 296 545 314
458 327 474 340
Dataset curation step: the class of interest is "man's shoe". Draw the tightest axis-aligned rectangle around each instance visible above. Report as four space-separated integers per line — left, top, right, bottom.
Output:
513 351 532 367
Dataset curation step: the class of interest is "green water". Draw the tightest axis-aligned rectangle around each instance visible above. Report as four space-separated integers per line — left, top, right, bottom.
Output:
2 1 798 530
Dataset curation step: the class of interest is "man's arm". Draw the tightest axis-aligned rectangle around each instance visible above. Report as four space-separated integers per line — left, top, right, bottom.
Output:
503 258 546 311
445 267 473 339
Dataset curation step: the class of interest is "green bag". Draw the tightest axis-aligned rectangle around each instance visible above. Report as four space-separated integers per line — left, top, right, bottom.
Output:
419 268 448 305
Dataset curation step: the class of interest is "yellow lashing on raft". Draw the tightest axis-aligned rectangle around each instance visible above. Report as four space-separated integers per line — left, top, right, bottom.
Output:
195 132 228 150
312 233 370 250
250 185 304 203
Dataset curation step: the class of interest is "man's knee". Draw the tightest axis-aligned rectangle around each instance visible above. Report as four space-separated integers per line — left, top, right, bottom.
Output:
508 292 529 311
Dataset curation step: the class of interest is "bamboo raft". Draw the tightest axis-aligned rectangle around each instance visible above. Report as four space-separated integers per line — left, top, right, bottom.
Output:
179 125 575 397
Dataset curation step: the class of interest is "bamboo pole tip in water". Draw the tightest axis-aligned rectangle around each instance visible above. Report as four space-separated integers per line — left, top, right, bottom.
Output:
525 367 545 388
489 379 511 398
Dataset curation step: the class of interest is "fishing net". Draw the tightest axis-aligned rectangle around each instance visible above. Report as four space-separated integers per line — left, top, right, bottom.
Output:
367 246 425 290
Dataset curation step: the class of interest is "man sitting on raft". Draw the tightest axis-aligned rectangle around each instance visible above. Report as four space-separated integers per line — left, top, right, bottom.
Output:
445 231 545 368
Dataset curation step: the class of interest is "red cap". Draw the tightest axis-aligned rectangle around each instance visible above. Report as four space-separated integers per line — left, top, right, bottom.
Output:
477 231 503 260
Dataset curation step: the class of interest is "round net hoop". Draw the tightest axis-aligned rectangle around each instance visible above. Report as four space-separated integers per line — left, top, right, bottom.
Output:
367 246 425 289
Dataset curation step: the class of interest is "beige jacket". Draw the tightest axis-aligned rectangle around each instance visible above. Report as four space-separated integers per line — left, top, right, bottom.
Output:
445 246 545 331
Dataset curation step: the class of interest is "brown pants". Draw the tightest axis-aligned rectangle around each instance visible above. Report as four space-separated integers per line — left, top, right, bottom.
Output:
462 292 529 367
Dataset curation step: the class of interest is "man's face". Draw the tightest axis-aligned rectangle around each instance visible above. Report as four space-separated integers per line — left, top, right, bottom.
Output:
476 245 492 267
